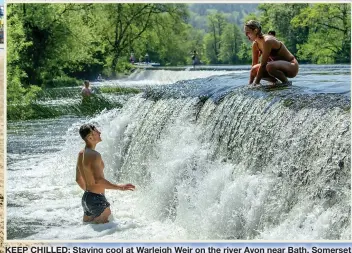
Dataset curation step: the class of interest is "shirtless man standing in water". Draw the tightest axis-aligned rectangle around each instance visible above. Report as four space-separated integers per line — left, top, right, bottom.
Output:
76 124 135 223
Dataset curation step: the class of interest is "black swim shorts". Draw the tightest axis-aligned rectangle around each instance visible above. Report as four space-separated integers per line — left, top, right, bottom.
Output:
82 191 110 218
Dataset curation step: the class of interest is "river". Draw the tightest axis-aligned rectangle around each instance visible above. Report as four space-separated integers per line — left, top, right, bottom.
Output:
7 65 351 240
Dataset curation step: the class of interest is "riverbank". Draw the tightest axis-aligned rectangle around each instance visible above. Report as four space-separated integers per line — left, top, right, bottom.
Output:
7 84 142 121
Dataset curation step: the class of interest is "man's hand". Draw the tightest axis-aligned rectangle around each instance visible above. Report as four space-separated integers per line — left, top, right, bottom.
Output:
119 183 136 191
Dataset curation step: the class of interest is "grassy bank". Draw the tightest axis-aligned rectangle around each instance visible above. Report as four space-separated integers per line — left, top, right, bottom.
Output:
100 86 141 94
8 85 142 121
7 95 122 121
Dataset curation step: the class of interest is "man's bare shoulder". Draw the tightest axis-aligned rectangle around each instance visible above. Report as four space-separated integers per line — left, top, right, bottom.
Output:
83 148 101 159
77 150 84 160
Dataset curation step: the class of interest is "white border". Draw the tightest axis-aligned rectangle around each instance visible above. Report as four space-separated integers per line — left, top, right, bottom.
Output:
3 0 352 244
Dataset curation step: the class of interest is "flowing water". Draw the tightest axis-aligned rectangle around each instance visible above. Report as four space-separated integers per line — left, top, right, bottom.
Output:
7 65 351 240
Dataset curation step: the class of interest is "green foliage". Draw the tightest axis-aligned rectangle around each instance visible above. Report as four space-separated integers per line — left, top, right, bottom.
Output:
205 12 227 64
243 13 258 23
189 4 258 28
291 4 350 63
7 82 43 120
23 85 42 104
116 61 136 75
219 24 244 64
7 3 192 119
8 94 123 121
7 103 62 120
89 4 190 73
43 76 82 88
7 67 27 104
237 42 252 64
7 3 351 120
203 34 217 64
99 86 141 94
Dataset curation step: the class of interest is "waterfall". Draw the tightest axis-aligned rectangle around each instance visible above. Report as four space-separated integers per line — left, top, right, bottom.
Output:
94 89 350 240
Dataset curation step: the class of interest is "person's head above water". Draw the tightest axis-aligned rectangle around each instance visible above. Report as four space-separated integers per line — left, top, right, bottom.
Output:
84 80 90 88
244 20 263 41
79 124 101 143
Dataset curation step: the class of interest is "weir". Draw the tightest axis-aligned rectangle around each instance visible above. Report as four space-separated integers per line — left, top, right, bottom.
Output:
97 84 350 240
6 67 351 240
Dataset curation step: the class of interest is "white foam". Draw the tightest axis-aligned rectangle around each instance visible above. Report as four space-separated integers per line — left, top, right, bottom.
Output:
100 69 243 87
7 94 350 240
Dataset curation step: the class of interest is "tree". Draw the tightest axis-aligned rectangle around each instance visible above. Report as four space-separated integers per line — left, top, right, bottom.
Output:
237 42 252 64
205 12 227 63
219 23 243 64
291 4 350 63
7 4 96 86
91 4 189 73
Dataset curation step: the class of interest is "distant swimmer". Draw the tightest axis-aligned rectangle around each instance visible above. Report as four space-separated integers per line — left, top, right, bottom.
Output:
76 124 136 223
81 80 92 97
191 50 198 69
244 20 298 86
97 74 103 81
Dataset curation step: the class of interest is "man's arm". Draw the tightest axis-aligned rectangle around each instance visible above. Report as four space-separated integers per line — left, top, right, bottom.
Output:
92 153 135 191
254 41 271 85
76 154 86 190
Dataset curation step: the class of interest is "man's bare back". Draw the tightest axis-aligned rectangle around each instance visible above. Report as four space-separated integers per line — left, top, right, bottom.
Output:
76 124 135 223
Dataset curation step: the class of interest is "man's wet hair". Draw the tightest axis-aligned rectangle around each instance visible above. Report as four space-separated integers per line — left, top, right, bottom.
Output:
79 124 96 140
268 30 276 36
84 80 90 86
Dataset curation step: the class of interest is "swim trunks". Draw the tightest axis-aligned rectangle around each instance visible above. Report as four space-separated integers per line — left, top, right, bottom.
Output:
82 191 110 218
